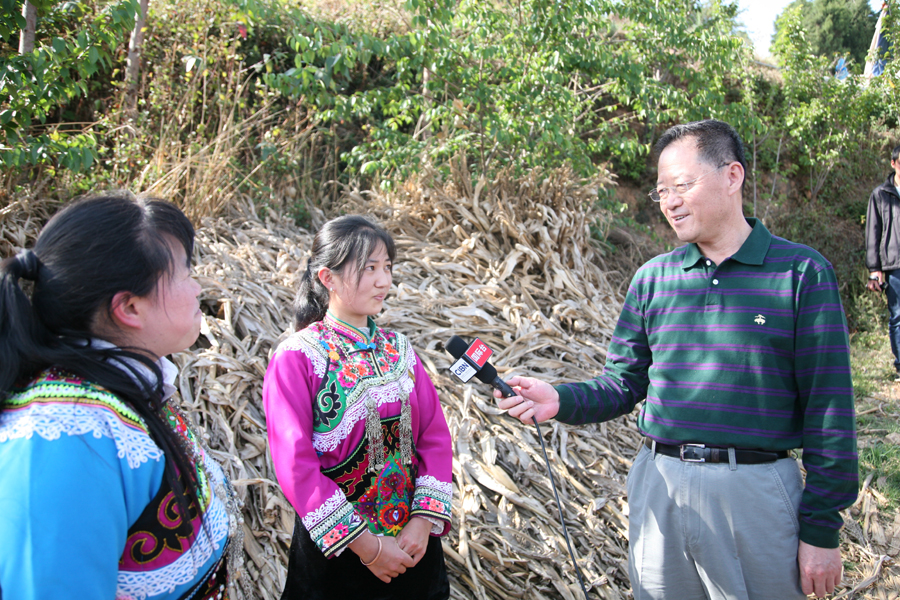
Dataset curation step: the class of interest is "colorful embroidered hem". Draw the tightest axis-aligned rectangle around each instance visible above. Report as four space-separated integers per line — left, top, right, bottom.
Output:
302 489 367 558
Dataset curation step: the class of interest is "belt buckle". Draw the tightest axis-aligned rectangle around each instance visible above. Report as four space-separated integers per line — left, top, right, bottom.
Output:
680 443 706 462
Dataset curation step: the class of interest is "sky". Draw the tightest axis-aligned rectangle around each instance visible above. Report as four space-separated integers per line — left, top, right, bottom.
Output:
736 0 884 58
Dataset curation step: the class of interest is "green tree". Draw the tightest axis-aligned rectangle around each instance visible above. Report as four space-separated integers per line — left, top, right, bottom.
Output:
0 0 139 172
773 0 876 68
772 4 877 203
261 0 753 184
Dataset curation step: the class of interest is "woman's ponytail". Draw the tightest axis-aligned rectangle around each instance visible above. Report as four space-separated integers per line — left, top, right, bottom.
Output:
9 250 40 282
293 262 329 331
0 252 48 400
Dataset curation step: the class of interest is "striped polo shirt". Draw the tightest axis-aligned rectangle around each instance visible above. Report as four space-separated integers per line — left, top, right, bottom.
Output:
556 218 857 548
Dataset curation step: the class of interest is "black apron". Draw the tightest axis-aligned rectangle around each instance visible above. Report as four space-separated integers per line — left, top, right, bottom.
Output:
280 515 449 600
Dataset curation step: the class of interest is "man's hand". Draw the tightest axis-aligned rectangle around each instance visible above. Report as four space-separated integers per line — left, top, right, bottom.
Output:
492 376 560 424
867 271 884 293
396 516 432 567
798 541 842 598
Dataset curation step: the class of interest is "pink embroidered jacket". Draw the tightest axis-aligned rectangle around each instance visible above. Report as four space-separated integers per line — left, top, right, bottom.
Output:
263 314 453 558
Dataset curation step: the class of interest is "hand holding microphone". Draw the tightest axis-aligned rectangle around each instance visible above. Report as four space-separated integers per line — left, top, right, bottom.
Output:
444 335 561 423
493 376 561 424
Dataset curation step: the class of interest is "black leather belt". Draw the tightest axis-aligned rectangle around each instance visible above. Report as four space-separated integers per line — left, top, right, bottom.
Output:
644 438 790 464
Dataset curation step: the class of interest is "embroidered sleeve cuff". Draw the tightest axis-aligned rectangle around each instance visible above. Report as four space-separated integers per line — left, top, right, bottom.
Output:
411 476 452 536
302 491 368 558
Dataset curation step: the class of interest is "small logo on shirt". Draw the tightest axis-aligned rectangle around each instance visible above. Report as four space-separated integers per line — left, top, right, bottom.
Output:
754 315 766 325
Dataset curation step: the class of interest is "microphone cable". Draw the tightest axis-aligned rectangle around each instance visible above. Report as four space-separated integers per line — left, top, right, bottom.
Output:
528 414 592 599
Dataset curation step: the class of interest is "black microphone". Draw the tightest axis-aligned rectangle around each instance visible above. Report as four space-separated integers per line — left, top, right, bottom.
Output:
445 335 517 398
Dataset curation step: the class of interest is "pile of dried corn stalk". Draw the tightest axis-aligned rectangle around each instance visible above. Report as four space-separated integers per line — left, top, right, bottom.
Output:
1 169 897 599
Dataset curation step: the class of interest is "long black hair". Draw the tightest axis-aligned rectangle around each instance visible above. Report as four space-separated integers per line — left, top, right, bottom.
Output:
293 215 396 330
0 195 202 523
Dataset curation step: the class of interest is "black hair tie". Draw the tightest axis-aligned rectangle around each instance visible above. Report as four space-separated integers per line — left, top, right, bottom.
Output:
305 259 321 285
15 250 41 281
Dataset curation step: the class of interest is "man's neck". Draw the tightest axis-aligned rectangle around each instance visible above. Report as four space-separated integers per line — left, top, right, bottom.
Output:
698 218 753 266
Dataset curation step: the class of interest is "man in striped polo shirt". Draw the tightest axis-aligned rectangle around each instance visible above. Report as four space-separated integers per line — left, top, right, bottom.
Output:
497 120 857 600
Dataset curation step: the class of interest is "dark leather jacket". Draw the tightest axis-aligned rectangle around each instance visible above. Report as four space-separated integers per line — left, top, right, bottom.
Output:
866 173 900 272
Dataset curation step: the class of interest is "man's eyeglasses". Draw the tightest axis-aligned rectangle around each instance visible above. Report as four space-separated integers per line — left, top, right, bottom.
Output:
648 163 729 203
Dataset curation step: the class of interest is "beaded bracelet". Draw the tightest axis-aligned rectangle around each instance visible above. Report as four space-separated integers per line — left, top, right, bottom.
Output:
360 537 383 566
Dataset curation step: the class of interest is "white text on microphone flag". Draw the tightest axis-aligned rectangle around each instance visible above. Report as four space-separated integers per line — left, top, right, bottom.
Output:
464 338 493 368
450 357 479 382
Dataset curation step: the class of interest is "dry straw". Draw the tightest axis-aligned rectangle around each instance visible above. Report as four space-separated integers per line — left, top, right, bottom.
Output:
1 169 897 598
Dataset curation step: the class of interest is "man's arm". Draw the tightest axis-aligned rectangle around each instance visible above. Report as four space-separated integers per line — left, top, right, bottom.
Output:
497 273 652 426
793 257 857 595
865 188 883 272
866 189 885 292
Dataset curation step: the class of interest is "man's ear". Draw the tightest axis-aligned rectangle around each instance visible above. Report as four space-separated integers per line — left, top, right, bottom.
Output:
109 291 145 331
725 161 745 195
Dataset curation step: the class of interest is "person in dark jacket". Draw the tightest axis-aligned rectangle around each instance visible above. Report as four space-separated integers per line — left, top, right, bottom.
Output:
866 143 900 379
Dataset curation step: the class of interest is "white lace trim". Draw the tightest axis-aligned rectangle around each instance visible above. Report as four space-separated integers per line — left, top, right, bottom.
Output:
301 488 348 530
420 515 446 535
115 474 230 599
416 475 453 497
278 333 328 378
282 328 418 452
400 343 416 394
0 401 163 470
406 343 418 369
88 337 178 402
311 377 410 453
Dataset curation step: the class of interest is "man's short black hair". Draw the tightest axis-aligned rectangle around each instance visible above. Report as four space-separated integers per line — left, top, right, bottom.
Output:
654 119 747 188
891 144 900 163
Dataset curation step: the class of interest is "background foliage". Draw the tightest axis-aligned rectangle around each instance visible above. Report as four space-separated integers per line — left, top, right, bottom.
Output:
1 0 139 170
773 0 877 70
2 0 900 330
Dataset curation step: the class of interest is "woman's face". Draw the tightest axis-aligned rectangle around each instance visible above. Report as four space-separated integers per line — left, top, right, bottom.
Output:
136 242 203 359
328 241 393 329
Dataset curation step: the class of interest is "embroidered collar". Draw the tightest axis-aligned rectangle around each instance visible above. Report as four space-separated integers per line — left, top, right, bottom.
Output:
324 312 378 351
89 337 178 402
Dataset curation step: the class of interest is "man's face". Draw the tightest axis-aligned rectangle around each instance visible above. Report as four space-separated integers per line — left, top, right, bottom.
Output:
656 138 732 248
891 158 900 184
